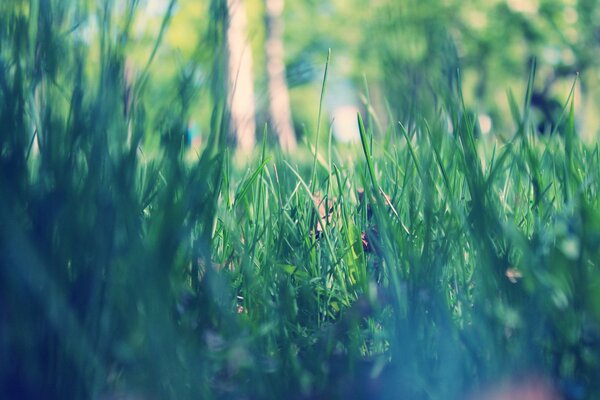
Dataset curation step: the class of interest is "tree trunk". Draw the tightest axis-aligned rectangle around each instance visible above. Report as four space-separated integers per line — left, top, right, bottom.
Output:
226 0 256 152
265 0 297 152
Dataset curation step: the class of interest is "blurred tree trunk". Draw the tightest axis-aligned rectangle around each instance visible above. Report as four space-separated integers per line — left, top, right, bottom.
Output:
226 0 256 151
265 0 296 152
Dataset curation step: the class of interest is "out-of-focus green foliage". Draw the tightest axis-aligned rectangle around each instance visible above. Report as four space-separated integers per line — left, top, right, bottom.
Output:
280 0 600 141
91 0 600 144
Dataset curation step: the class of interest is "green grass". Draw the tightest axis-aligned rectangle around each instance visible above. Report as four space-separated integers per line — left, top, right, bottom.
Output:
1 2 600 399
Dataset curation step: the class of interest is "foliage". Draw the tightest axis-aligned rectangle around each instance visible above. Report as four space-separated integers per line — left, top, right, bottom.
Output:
1 1 600 400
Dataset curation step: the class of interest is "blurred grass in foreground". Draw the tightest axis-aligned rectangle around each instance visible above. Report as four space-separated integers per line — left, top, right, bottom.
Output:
1 2 600 399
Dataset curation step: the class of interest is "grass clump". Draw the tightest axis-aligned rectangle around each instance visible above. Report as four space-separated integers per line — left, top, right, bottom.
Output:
1 2 600 400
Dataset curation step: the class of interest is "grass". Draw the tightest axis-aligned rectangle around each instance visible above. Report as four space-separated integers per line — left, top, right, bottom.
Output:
1 2 600 399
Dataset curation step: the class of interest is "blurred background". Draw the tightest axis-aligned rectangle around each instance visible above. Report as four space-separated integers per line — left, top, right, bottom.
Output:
114 0 600 150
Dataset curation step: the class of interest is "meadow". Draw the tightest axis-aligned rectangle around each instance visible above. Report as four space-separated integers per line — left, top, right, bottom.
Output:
1 1 600 399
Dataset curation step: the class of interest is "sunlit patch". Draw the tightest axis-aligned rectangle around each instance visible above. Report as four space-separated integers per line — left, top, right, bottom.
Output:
466 9 488 31
74 18 98 44
332 105 361 143
145 0 171 16
542 46 562 66
478 113 492 135
507 0 539 14
564 6 578 24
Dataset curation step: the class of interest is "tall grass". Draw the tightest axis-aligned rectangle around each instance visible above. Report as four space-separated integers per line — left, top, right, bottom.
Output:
1 2 599 399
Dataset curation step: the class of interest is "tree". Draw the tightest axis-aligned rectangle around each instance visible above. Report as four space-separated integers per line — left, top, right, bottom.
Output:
264 0 296 151
226 0 256 151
